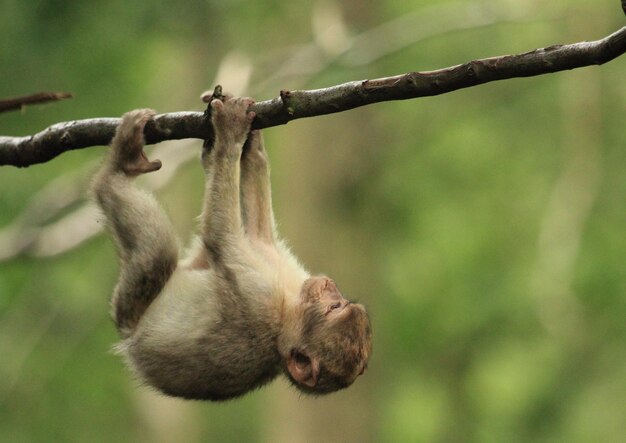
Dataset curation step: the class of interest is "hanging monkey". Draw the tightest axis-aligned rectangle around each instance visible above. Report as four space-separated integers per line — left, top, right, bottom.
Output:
91 96 372 400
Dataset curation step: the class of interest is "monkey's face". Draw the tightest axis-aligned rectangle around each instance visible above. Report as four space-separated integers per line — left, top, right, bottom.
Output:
286 276 372 394
299 276 351 316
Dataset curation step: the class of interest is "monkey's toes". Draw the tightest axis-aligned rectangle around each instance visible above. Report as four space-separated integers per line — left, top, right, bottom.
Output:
116 109 157 151
121 108 156 127
122 153 162 176
113 109 161 176
128 108 157 136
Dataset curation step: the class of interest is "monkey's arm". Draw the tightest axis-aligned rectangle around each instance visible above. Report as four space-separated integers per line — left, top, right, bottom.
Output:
240 130 276 243
200 98 255 256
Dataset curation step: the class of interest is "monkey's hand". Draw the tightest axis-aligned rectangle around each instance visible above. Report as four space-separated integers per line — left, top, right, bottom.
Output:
211 97 256 156
110 109 162 176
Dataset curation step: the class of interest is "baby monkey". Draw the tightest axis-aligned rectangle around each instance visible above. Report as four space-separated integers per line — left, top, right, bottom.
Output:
92 96 372 400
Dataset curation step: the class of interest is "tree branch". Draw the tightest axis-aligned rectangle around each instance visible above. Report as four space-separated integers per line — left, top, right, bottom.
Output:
1 26 625 168
0 91 72 114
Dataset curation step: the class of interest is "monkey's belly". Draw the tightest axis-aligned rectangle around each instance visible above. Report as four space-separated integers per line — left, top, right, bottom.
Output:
121 269 282 400
123 334 281 401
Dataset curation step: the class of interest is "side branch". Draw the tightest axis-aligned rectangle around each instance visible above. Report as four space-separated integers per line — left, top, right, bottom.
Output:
1 26 625 168
0 91 72 114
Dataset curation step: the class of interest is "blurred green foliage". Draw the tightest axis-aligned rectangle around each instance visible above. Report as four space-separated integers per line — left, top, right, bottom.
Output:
1 1 624 442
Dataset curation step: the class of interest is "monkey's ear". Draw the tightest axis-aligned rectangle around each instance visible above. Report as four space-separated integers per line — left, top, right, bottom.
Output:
287 351 319 388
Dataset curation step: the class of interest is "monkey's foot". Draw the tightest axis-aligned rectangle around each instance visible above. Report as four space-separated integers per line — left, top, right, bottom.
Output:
113 109 162 176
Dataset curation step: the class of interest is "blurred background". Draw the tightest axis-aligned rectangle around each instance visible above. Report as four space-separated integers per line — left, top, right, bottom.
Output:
0 1 624 442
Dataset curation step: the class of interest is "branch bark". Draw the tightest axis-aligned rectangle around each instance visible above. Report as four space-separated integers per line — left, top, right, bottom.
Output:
1 26 625 168
0 91 72 114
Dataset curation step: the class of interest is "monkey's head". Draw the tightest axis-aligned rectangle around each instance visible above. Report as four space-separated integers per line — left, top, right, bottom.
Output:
284 276 372 395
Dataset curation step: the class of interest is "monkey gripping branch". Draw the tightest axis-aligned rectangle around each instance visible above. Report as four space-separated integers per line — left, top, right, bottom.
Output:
0 26 625 168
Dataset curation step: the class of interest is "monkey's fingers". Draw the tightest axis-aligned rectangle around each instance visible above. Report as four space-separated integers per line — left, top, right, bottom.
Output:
210 99 224 110
240 97 256 122
201 90 214 103
201 90 233 104
230 97 256 123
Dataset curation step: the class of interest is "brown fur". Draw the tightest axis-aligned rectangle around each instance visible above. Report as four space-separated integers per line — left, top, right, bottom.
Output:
92 99 371 400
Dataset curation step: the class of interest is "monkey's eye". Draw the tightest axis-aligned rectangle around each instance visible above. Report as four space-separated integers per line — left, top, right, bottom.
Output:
329 302 342 312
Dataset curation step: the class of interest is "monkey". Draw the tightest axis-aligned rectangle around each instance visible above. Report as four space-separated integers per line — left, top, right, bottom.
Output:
91 96 372 401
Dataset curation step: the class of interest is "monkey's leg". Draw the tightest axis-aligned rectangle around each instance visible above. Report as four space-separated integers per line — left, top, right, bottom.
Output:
199 98 255 258
240 130 276 243
92 109 178 337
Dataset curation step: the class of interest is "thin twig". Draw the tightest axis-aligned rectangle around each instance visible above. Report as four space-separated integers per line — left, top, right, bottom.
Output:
0 92 72 114
1 26 625 168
